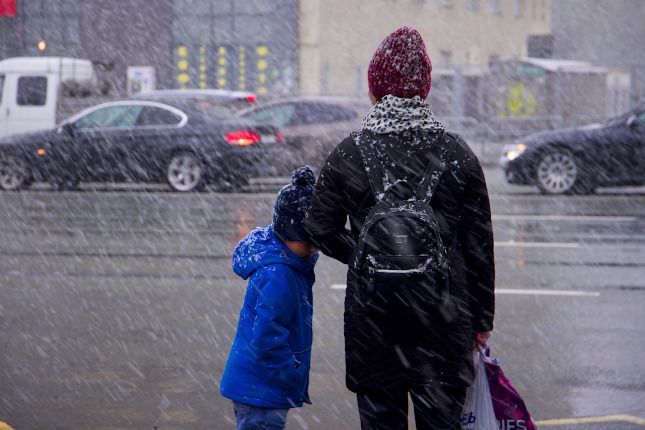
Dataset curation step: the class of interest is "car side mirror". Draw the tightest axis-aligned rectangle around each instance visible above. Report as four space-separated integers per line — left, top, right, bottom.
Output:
626 114 637 128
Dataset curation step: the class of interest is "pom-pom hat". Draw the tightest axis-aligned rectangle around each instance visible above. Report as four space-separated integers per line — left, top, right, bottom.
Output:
273 166 316 242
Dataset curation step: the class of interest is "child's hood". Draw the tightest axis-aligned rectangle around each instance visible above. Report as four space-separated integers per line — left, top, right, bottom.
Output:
232 225 317 280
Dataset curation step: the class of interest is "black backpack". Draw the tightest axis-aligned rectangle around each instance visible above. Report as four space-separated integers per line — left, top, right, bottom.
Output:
351 130 459 314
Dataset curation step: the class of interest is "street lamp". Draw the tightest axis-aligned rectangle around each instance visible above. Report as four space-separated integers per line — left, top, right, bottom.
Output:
37 39 47 52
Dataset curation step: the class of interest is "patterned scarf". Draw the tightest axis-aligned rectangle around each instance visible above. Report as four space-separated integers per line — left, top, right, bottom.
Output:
361 94 444 134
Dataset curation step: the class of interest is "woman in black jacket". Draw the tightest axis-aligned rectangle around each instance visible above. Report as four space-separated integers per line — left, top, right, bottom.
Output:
304 26 495 430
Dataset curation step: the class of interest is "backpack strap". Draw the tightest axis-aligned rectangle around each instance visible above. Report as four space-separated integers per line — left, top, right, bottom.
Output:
355 130 458 203
353 131 386 201
415 130 461 266
414 130 455 201
445 224 461 265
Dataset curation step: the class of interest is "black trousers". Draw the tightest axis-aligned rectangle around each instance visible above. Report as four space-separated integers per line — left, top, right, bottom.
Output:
356 384 467 430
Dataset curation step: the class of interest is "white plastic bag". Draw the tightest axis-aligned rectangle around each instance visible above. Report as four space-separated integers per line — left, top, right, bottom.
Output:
460 348 498 430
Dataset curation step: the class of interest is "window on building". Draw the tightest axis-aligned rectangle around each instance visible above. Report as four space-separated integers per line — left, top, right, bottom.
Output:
468 0 480 11
490 0 501 14
17 76 47 106
514 0 524 17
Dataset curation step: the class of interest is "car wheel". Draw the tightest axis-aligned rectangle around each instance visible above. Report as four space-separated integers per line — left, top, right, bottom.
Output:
535 148 592 195
0 155 30 191
166 152 205 192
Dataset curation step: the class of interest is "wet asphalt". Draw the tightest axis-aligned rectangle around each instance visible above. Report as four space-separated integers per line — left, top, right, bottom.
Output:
0 168 644 430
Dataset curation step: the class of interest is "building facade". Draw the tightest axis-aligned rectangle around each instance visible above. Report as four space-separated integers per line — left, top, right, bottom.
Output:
2 0 552 98
551 0 645 107
0 0 173 93
0 0 298 96
298 0 551 97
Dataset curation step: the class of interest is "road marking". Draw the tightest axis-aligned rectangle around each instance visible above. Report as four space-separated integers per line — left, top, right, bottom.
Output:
495 241 580 248
330 284 599 297
496 288 600 297
0 422 15 430
493 214 639 222
536 414 645 427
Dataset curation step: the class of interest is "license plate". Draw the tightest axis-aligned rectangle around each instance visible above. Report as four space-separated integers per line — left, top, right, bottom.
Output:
260 135 277 144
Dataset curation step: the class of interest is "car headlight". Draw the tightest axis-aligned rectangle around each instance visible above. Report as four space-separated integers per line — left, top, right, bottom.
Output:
504 143 527 161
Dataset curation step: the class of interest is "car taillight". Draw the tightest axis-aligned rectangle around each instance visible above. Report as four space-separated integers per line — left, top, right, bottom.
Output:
226 130 261 146
246 94 257 103
276 131 284 143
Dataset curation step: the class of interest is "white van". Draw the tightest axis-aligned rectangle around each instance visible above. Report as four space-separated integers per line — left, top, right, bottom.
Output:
0 57 97 138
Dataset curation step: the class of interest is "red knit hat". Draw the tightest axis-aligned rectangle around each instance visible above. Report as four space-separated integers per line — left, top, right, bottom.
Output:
368 26 432 101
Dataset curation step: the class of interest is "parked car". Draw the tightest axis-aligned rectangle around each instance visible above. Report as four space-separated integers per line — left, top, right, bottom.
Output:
0 56 100 139
134 89 257 119
501 105 645 194
0 99 282 192
237 96 370 172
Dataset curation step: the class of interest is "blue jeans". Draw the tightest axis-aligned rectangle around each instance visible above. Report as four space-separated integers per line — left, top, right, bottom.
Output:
233 401 289 430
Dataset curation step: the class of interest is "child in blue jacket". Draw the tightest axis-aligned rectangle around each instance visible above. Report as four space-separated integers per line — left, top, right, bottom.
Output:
220 166 319 430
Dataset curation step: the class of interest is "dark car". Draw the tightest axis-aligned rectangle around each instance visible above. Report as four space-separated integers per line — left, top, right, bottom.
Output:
237 96 370 172
0 100 282 192
134 89 257 119
501 106 645 194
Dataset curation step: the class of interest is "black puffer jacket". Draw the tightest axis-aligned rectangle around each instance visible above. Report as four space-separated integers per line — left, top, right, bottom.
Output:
304 129 495 392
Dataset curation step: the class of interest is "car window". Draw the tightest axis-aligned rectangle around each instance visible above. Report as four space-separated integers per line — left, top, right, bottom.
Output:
292 103 357 125
637 112 645 124
224 99 255 113
137 106 183 126
194 100 239 119
0 74 4 105
17 76 47 106
242 104 296 127
74 105 143 130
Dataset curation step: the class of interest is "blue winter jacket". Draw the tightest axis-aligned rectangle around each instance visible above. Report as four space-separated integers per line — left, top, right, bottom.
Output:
220 225 317 409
